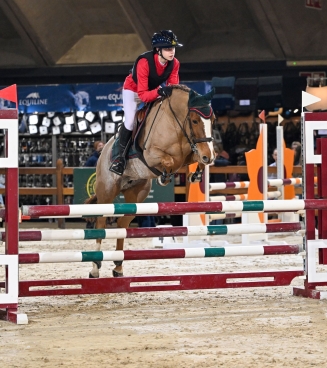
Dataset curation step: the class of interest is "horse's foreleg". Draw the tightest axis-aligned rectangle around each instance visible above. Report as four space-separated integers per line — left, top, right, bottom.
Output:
187 162 206 183
146 147 175 170
89 217 106 278
145 147 177 186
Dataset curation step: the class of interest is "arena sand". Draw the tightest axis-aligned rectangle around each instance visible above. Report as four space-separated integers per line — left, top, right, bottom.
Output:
1 222 327 368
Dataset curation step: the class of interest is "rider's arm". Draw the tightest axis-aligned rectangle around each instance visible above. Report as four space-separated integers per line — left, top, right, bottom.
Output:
136 59 160 103
166 58 180 85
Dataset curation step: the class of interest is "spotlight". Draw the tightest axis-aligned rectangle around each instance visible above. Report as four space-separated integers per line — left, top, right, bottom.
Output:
28 114 39 125
105 122 116 134
110 110 123 122
76 111 85 118
42 117 51 127
90 121 102 134
28 125 38 134
39 126 48 135
85 111 95 122
53 116 64 126
65 114 75 125
77 119 89 133
63 124 74 133
52 126 62 135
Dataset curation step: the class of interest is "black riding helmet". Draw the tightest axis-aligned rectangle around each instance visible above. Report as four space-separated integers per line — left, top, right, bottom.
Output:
151 30 183 50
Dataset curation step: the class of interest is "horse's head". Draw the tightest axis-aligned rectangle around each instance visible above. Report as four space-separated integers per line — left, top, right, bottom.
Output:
187 89 216 165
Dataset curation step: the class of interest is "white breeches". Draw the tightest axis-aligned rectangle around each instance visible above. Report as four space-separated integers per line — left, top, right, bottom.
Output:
123 89 142 131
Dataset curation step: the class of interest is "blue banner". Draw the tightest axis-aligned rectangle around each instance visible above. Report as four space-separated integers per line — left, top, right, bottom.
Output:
0 81 213 113
17 85 75 113
72 83 123 111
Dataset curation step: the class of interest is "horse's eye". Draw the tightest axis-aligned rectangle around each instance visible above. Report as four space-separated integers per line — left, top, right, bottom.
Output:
192 120 198 125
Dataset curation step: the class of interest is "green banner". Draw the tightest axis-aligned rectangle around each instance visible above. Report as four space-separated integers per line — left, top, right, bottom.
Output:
73 168 175 204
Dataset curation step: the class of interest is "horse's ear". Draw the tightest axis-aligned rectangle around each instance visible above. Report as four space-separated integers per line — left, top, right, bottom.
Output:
189 89 197 100
188 89 203 108
203 89 215 102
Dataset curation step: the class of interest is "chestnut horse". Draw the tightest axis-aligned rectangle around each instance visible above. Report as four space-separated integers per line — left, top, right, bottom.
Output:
86 85 216 278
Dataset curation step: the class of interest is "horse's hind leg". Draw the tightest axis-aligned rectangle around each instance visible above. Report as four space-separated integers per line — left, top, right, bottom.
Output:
89 217 107 278
113 215 135 277
113 179 152 277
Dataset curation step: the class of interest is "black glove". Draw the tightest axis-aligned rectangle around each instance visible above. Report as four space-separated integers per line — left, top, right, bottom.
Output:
158 86 173 97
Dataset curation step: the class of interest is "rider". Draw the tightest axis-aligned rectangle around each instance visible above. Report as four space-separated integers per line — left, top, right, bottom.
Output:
109 30 183 176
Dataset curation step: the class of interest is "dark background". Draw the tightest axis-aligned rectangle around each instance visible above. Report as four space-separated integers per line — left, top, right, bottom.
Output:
0 0 326 85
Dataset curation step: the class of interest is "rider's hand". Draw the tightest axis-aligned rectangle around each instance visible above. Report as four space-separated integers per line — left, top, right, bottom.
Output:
158 86 173 97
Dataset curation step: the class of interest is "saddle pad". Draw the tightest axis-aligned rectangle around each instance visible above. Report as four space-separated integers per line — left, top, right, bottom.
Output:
110 136 138 164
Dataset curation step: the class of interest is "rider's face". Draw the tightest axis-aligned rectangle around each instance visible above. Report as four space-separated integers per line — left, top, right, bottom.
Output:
160 47 175 61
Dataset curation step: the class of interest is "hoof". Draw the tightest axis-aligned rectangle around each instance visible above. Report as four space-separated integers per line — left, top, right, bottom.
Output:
89 272 99 278
112 270 124 277
156 177 170 187
187 171 202 183
94 261 102 270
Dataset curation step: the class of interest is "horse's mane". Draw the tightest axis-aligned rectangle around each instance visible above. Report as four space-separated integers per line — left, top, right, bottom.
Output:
171 84 191 93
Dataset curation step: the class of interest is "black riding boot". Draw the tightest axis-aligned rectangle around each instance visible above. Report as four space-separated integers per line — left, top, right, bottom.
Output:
109 125 133 175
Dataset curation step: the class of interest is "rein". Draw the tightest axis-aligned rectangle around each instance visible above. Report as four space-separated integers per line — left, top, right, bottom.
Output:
142 100 162 150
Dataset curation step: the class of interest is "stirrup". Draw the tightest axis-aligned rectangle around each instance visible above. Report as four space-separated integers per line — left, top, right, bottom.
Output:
109 158 126 176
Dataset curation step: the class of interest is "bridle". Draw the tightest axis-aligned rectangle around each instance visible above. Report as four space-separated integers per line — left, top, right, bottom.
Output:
143 96 213 154
167 98 213 155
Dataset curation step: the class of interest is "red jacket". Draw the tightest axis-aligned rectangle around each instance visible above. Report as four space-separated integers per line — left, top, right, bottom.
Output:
124 53 180 103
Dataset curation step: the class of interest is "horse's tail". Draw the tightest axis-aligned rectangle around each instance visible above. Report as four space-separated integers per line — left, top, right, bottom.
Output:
84 195 97 223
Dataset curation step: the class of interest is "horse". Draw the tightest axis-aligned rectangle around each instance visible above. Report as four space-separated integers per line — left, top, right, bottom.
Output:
85 84 216 278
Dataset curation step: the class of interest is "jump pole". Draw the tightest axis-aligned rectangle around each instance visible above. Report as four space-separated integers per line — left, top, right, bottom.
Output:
17 244 302 264
0 222 303 242
21 199 327 218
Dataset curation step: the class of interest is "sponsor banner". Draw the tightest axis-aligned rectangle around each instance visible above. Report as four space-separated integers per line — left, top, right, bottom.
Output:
74 168 174 204
17 85 75 113
72 83 123 111
0 81 213 113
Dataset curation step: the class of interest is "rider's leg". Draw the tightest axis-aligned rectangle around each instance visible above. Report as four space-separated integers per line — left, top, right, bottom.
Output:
109 89 139 175
109 124 133 175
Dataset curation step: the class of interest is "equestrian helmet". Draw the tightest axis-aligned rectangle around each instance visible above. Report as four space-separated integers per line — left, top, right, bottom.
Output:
151 30 183 48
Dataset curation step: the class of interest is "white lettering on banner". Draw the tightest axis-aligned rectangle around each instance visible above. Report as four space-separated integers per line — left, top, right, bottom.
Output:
95 93 122 102
108 93 122 103
19 99 48 106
